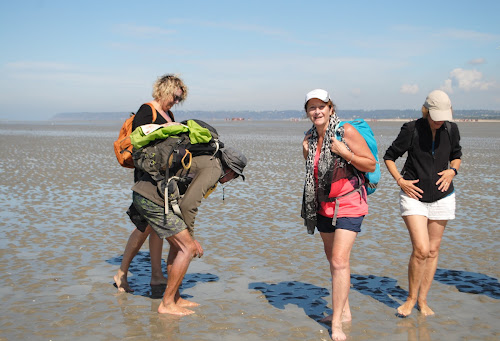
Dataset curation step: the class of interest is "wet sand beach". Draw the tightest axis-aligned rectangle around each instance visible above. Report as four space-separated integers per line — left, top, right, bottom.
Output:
0 120 498 340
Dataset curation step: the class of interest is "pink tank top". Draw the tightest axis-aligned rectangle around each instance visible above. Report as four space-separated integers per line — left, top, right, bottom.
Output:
314 149 368 218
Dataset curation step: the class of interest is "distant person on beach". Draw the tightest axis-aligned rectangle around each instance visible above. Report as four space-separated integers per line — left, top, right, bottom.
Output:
114 74 188 293
301 89 376 341
130 147 246 315
383 90 462 317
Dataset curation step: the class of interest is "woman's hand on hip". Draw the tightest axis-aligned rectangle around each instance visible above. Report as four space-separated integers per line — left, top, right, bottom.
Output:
436 169 455 192
399 178 423 199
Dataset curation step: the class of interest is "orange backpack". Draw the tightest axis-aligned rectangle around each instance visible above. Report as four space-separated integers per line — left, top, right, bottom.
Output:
113 102 157 168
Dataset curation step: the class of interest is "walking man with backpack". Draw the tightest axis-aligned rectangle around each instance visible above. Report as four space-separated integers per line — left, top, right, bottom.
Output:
131 147 247 315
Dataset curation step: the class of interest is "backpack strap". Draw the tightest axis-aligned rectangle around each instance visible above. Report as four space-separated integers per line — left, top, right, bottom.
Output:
145 102 157 123
163 176 184 217
412 120 452 147
444 121 452 143
167 110 175 122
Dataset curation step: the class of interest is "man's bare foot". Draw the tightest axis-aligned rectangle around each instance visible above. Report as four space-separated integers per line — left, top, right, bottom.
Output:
320 313 351 323
114 271 134 293
397 299 417 317
331 323 346 341
176 297 200 308
417 302 435 316
158 301 195 316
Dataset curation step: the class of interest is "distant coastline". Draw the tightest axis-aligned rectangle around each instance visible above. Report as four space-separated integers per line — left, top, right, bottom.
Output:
49 109 500 122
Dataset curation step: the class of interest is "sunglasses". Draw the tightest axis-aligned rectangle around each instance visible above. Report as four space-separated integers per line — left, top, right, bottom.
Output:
173 94 183 103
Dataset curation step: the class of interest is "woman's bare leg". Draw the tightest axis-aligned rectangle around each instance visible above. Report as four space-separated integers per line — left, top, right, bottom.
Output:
397 215 430 316
114 227 151 292
417 219 446 315
320 229 357 341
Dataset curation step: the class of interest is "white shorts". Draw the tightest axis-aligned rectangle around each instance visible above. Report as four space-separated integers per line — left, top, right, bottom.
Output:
399 190 455 220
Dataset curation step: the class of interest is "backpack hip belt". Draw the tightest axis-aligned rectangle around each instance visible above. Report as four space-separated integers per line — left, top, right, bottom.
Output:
321 180 364 226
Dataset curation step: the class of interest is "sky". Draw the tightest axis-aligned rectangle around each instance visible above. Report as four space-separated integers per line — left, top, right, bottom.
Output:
0 0 499 120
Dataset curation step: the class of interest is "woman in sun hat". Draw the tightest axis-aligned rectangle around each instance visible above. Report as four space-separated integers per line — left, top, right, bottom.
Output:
301 89 376 341
383 89 462 317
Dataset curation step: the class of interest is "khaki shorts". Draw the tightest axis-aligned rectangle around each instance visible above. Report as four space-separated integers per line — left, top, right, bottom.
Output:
399 190 455 220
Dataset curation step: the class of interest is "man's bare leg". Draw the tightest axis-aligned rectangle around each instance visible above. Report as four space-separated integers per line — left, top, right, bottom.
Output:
114 227 151 292
158 230 198 315
165 239 199 307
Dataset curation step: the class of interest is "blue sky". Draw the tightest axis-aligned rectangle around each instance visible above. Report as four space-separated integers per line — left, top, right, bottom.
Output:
1 0 499 120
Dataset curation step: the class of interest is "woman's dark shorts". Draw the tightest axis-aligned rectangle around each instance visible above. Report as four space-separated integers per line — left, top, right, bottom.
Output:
316 214 364 233
132 192 187 239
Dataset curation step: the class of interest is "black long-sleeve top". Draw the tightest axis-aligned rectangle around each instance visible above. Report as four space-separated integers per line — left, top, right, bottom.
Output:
383 118 462 203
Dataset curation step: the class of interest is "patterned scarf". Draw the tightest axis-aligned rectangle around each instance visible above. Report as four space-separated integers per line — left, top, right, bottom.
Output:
301 113 346 234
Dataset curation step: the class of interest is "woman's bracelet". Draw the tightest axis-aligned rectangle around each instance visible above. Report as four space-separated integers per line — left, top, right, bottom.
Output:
347 152 354 164
396 177 403 185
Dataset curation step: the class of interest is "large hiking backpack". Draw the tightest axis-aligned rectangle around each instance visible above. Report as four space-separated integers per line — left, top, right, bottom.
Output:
113 103 157 168
335 119 380 195
131 119 223 206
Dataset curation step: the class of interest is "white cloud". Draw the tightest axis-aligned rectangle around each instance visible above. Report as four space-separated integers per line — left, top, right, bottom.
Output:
440 79 453 94
350 88 362 96
400 84 419 94
114 24 175 38
468 58 486 65
449 68 495 91
435 29 498 41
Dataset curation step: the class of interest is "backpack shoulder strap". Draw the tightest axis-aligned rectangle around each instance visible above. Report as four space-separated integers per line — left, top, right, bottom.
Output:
409 120 418 150
167 110 175 122
444 121 452 143
145 102 157 123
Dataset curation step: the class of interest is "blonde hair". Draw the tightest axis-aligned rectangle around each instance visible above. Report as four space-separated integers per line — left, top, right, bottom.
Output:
152 74 188 102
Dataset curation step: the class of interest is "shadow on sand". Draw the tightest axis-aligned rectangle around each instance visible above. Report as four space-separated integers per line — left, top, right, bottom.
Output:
434 268 500 299
248 276 408 322
248 281 331 327
249 270 499 325
107 251 219 298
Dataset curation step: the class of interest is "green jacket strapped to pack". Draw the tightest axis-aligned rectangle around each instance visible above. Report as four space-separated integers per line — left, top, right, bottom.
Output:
130 120 214 149
130 119 222 215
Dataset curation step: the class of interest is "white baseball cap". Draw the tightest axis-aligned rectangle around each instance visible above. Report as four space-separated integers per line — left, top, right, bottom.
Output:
305 89 330 106
424 90 453 121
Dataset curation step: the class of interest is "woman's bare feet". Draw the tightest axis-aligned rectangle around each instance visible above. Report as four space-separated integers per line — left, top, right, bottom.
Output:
417 301 435 316
150 274 168 287
158 301 195 316
331 322 346 341
319 313 352 323
397 298 417 317
114 271 134 293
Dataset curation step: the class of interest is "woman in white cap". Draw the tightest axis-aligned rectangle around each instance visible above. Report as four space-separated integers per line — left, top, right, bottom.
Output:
302 89 376 341
383 90 462 317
